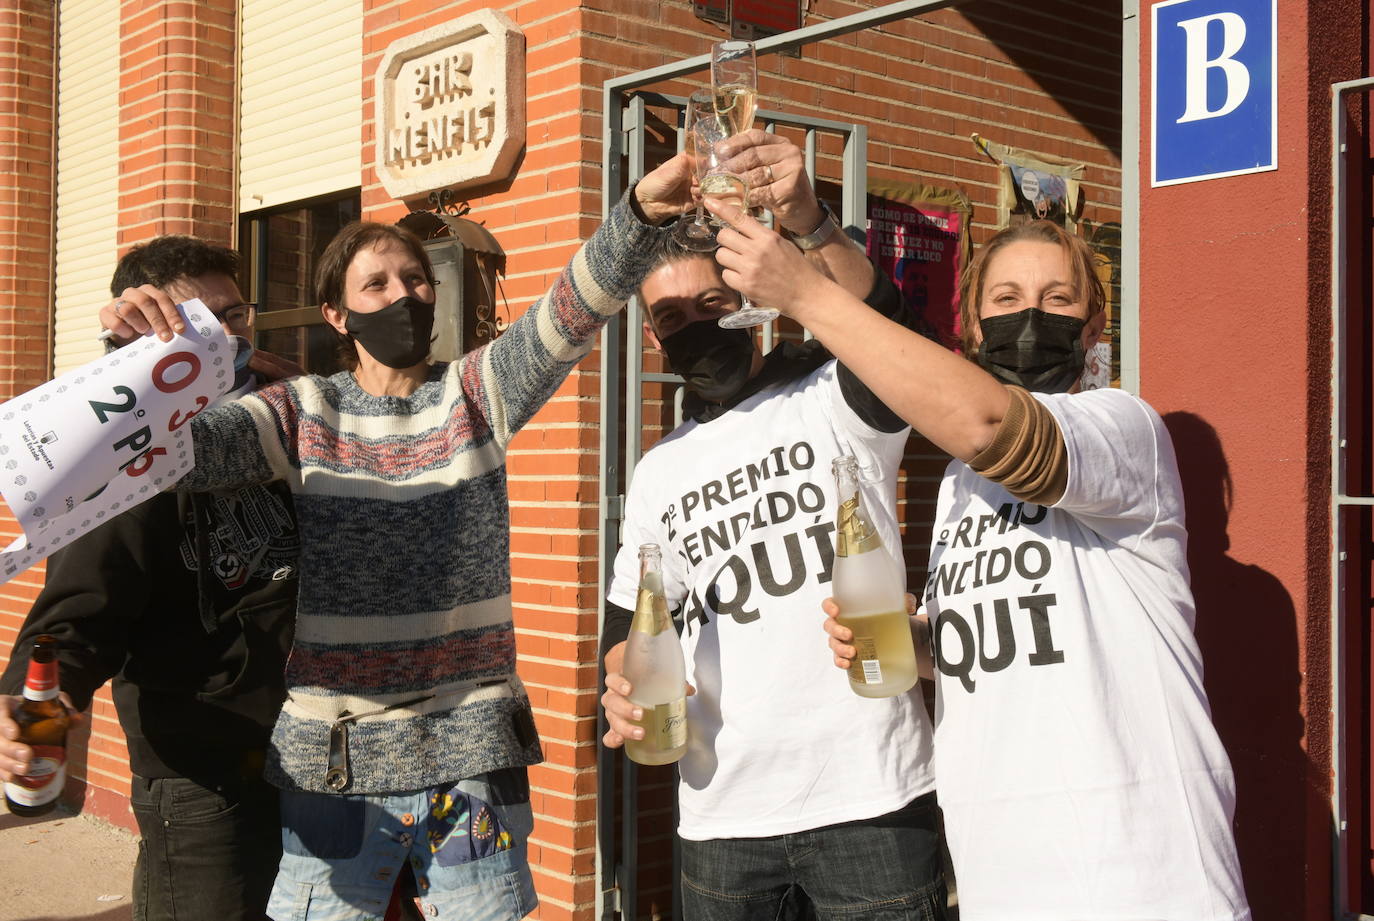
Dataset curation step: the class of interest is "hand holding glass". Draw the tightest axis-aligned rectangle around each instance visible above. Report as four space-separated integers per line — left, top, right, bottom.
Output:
672 90 718 251
693 117 779 329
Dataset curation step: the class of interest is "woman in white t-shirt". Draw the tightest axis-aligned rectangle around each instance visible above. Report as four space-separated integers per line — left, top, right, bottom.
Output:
707 200 1251 921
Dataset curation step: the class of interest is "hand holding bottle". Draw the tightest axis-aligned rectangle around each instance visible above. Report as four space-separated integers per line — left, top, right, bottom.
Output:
3 636 74 815
822 594 933 681
829 457 919 697
0 692 81 784
600 644 695 750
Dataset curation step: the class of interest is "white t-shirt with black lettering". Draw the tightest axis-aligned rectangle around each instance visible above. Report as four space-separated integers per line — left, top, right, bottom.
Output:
925 387 1250 920
609 360 936 841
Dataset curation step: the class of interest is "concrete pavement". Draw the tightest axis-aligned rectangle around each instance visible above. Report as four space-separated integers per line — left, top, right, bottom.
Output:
0 798 137 921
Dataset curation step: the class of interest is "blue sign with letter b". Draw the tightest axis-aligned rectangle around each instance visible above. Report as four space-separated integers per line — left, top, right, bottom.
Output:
1153 0 1276 186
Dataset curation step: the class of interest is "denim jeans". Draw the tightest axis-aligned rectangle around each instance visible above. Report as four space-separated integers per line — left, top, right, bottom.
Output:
680 793 947 921
267 768 536 921
130 773 283 921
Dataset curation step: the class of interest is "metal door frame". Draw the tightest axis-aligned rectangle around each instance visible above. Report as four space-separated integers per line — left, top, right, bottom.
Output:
1330 75 1374 921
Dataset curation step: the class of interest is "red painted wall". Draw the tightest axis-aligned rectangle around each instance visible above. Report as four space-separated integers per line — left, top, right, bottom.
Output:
1139 2 1366 918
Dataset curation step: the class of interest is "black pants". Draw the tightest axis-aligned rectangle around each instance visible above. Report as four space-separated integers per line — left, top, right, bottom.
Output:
680 792 948 921
130 773 282 921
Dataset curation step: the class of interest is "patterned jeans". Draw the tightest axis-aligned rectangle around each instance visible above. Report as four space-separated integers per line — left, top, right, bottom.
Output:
267 768 536 921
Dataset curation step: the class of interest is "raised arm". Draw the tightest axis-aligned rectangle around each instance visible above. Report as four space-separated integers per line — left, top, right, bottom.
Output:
459 157 691 444
181 396 287 492
719 129 874 299
708 200 1009 462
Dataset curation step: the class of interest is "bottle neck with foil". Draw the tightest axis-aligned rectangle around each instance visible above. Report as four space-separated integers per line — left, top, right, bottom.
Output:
631 543 671 637
832 455 882 557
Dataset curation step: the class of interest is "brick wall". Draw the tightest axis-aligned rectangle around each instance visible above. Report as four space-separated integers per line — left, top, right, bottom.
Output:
0 4 55 404
0 1 56 773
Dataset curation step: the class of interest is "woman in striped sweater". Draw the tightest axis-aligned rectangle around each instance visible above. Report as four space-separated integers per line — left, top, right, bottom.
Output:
118 157 691 921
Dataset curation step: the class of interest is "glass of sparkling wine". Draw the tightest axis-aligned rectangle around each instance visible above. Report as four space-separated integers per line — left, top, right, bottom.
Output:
711 40 758 138
672 90 718 252
692 115 771 326
693 115 747 218
709 41 778 329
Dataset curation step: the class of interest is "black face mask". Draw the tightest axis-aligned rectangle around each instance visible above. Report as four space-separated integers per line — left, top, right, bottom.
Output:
344 295 435 369
975 308 1086 394
660 321 755 402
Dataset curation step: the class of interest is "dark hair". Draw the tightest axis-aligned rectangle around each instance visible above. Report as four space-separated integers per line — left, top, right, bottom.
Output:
636 230 723 332
314 222 436 368
957 220 1106 355
646 229 715 275
110 235 239 296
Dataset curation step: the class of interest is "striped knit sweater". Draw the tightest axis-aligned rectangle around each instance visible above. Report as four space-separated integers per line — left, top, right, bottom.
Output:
183 192 667 793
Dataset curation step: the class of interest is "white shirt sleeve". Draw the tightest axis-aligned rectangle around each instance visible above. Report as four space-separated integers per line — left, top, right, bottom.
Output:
1036 388 1187 554
608 447 688 614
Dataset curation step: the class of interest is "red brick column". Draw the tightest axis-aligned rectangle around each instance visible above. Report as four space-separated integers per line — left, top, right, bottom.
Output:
0 3 57 651
117 0 236 249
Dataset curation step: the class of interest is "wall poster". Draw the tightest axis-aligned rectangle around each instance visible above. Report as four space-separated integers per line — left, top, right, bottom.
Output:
973 133 1085 231
865 180 972 353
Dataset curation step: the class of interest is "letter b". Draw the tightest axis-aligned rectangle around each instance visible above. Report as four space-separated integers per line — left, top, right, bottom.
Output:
1176 12 1249 123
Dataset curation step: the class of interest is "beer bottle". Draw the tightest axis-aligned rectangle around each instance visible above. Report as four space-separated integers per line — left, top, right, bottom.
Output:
622 543 688 765
831 456 918 698
4 635 71 816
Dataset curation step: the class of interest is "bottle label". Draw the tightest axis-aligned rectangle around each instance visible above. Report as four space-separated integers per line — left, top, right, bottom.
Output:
22 657 58 701
646 699 688 750
848 638 884 685
4 745 66 806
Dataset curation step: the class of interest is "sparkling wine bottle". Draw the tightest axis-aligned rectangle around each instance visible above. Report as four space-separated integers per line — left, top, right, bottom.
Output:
831 457 918 698
622 544 688 765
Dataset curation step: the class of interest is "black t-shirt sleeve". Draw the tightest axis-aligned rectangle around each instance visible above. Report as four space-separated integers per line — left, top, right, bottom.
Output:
0 505 158 709
836 265 922 433
601 600 634 664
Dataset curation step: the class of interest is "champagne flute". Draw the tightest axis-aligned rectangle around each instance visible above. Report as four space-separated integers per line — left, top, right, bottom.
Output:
711 41 757 138
709 41 776 327
694 116 779 329
671 90 717 252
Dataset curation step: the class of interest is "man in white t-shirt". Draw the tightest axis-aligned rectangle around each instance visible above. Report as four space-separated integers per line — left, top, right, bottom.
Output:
600 132 945 921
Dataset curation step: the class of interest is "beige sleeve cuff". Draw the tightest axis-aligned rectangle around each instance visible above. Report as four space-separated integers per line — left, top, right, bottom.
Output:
968 385 1068 506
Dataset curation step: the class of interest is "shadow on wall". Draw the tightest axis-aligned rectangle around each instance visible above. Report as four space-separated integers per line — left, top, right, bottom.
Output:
1164 411 1313 921
65 709 91 812
959 3 1123 159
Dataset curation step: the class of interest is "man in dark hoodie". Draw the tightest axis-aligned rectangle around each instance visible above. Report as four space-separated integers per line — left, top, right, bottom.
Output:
0 235 302 921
